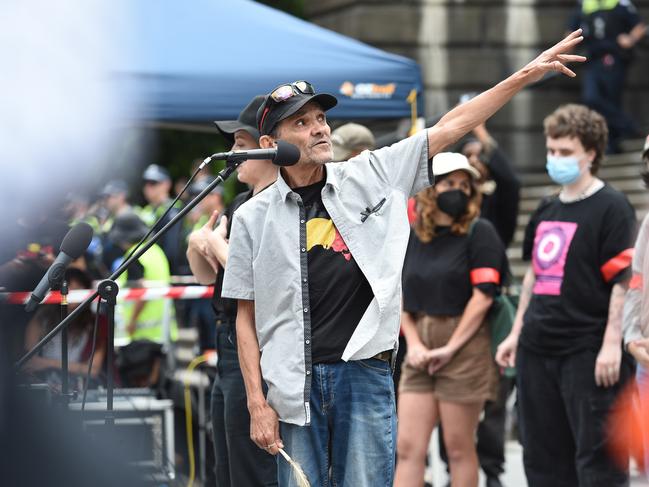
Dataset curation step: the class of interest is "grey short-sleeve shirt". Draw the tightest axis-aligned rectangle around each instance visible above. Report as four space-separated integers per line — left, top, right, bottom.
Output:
222 129 431 425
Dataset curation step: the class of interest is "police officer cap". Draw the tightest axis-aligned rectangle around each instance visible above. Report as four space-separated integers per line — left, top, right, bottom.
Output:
143 164 171 183
100 179 129 197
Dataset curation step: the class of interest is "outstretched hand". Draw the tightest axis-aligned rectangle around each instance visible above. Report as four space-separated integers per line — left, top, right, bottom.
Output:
522 29 586 84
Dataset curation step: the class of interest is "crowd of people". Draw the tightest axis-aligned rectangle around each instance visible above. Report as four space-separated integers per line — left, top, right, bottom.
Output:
2 7 648 487
1 156 230 391
200 27 635 487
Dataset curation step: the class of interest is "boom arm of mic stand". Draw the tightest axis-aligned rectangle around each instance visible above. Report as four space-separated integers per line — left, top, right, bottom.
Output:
15 163 239 370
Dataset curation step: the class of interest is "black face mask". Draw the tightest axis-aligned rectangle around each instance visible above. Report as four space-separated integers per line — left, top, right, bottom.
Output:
437 189 469 219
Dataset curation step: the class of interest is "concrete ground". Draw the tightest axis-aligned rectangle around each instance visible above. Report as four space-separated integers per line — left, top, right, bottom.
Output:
425 427 649 487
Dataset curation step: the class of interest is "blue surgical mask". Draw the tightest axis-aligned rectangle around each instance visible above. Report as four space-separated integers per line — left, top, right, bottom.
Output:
546 155 582 185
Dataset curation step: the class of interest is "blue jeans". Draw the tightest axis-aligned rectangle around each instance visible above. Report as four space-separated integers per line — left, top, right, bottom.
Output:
278 359 396 487
637 365 649 478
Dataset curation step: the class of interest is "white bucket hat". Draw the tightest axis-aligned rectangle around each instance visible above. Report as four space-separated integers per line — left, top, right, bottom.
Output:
432 152 481 180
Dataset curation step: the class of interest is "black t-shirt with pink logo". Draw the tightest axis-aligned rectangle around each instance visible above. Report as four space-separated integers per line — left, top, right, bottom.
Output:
294 177 374 364
521 184 635 355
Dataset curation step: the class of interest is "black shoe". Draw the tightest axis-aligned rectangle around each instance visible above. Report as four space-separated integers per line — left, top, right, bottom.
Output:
486 476 504 487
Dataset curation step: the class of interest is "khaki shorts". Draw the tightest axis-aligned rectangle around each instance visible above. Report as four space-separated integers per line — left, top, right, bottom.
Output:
399 314 499 403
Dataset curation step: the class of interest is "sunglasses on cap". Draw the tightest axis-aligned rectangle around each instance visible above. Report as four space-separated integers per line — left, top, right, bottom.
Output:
269 80 315 102
258 81 316 132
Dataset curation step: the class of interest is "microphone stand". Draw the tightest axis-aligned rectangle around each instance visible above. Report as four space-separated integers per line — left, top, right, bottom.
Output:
59 279 71 405
16 161 241 425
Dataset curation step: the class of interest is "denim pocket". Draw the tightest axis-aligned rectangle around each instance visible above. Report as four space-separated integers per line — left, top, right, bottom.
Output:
356 358 391 375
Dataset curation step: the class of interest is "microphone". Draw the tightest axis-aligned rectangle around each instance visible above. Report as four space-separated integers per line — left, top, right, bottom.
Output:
25 222 94 312
200 140 301 169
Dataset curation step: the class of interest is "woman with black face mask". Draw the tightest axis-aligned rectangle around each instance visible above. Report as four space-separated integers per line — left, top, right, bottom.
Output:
394 153 509 487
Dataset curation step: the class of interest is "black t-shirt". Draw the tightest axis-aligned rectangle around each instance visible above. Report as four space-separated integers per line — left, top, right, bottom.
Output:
402 218 507 317
293 177 374 364
212 190 253 321
481 148 521 248
520 184 635 355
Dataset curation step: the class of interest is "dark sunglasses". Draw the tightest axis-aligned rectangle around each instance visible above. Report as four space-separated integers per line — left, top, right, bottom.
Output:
258 81 315 132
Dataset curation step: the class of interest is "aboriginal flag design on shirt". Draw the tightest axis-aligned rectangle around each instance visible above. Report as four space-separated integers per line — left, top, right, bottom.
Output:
306 218 351 261
293 177 374 364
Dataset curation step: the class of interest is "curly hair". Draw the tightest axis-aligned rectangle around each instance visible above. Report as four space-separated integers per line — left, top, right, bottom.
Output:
543 104 608 175
414 179 482 243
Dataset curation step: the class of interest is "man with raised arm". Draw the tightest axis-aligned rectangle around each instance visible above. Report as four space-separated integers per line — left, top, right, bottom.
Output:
223 31 585 487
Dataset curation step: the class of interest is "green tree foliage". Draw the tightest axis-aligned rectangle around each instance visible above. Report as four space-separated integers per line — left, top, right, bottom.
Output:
151 127 246 205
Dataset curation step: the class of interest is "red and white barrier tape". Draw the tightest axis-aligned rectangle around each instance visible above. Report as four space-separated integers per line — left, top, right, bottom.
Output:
0 285 215 305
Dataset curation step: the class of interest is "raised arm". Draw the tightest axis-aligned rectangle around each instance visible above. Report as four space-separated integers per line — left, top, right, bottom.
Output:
427 30 586 158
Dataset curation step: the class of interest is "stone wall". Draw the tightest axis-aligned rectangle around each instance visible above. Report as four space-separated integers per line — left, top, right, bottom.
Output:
307 0 649 170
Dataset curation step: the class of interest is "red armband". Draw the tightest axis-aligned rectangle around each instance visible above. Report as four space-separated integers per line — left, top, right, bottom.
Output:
600 248 633 282
470 267 501 285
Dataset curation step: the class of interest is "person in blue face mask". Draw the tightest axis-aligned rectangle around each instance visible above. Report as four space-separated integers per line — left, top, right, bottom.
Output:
496 103 636 487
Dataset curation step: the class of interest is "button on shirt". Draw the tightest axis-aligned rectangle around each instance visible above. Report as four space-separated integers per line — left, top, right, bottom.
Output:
222 130 432 425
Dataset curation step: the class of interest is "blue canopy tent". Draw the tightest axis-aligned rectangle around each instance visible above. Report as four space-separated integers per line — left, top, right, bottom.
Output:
116 0 423 122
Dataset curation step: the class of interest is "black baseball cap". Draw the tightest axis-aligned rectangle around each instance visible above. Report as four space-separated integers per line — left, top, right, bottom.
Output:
214 95 264 144
256 81 337 136
108 212 148 245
